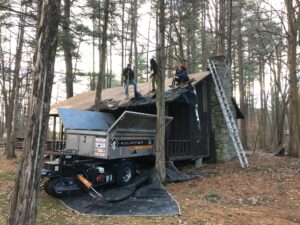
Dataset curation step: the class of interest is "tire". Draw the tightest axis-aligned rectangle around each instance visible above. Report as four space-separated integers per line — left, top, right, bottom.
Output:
115 161 135 186
44 178 64 198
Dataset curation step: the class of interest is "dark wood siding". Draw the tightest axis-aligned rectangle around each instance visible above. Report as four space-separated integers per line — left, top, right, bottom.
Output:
167 79 212 161
108 77 214 161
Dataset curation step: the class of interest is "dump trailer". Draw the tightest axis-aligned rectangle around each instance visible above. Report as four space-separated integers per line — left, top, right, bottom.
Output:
43 109 173 197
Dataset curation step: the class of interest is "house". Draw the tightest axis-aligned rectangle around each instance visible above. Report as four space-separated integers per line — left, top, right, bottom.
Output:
49 56 242 163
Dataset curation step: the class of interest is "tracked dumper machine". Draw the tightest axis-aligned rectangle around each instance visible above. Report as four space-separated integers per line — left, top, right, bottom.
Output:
43 109 173 197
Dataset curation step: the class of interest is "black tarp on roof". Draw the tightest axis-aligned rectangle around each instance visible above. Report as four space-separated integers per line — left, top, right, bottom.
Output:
231 97 245 119
103 83 198 111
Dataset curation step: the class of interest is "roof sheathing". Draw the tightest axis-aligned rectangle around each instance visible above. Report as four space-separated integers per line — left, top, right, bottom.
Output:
50 71 210 115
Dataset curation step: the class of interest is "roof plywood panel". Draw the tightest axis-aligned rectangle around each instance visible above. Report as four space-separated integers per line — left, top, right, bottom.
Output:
50 71 210 115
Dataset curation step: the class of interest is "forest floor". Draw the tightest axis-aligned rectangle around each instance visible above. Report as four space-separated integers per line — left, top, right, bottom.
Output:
0 149 300 225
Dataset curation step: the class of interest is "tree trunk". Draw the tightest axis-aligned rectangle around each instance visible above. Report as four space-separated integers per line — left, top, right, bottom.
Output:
90 16 96 90
218 0 225 55
227 0 233 95
5 6 26 159
8 0 61 224
97 3 102 89
155 0 166 182
146 0 152 82
7 74 20 157
94 0 109 110
214 0 219 55
121 0 125 86
62 0 73 98
237 1 247 148
258 56 265 148
133 0 138 78
190 26 196 72
201 0 206 70
0 28 7 126
274 44 285 148
227 0 232 60
186 28 191 70
167 0 173 78
156 4 159 54
174 23 184 62
285 0 300 157
0 28 9 139
128 0 134 65
109 39 112 88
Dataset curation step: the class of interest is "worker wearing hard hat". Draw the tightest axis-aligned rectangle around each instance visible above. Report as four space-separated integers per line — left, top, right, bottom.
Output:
170 63 189 87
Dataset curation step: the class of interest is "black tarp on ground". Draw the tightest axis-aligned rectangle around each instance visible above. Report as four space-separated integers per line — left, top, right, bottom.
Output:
60 170 180 216
165 161 203 183
59 164 204 216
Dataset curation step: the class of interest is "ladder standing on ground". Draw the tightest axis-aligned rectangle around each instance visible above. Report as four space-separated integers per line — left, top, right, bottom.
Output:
208 59 249 168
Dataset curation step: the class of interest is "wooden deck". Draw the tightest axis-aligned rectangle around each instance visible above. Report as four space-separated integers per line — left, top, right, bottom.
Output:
0 140 65 159
0 142 23 150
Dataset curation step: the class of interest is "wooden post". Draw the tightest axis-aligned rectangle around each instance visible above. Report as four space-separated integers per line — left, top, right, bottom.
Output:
60 121 64 140
52 115 57 140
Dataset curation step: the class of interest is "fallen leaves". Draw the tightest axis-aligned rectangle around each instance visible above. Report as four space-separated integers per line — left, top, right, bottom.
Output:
0 150 300 224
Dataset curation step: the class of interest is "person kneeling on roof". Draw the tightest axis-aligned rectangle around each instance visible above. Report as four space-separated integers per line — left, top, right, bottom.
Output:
122 63 139 98
171 63 189 87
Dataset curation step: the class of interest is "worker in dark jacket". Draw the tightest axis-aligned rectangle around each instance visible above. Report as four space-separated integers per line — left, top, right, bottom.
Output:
171 63 189 86
122 64 138 98
150 57 158 92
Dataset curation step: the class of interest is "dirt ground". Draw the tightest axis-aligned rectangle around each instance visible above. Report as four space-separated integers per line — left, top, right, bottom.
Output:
0 149 299 225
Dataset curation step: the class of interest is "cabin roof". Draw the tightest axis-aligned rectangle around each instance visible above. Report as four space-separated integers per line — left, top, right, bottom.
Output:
50 71 210 115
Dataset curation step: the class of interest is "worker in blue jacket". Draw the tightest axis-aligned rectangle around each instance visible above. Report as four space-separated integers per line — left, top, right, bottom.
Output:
171 63 189 86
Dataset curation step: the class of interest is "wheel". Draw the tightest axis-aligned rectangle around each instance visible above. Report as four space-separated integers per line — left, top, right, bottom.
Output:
115 161 135 186
44 178 64 198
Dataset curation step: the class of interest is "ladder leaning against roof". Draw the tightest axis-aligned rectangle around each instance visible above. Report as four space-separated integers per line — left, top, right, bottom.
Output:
207 59 249 168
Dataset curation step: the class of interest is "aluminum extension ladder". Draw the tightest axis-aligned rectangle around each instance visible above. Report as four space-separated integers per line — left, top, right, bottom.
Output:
207 59 249 168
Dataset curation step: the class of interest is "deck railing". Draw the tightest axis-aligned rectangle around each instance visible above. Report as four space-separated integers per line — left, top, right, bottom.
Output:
167 139 192 159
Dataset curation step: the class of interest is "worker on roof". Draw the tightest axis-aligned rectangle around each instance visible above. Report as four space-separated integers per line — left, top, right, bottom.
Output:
170 63 189 87
122 63 139 98
149 56 158 92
